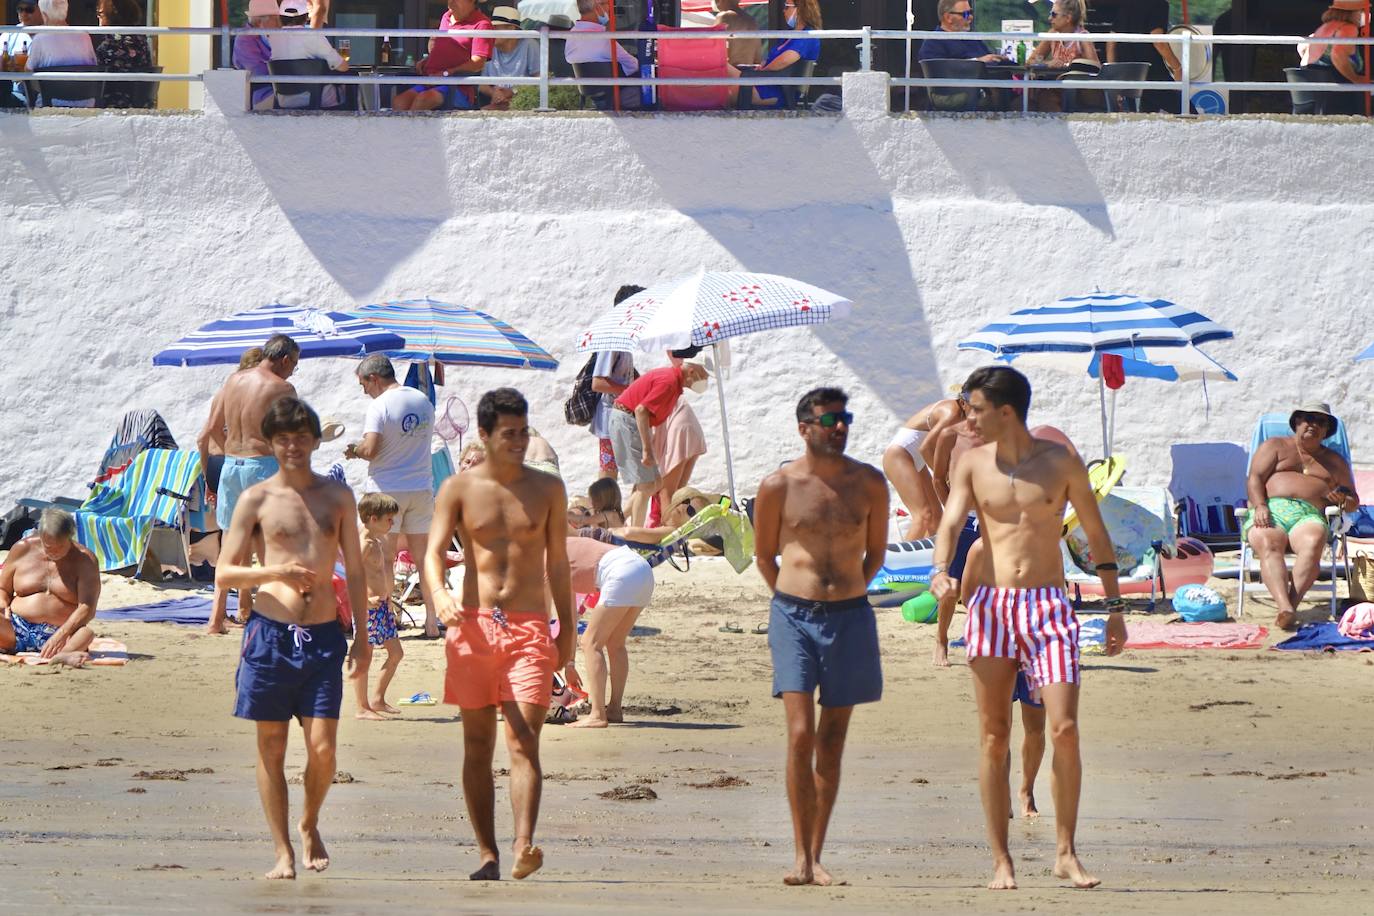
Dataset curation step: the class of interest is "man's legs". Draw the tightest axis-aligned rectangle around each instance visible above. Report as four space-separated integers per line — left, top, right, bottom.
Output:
403 531 441 638
780 691 819 886
1018 701 1047 818
569 604 636 728
1249 526 1299 629
597 437 618 481
502 700 548 879
1038 681 1100 888
1287 523 1329 614
969 657 1019 890
253 720 295 880
883 445 940 540
297 716 338 872
460 705 502 880
809 703 854 887
627 482 655 527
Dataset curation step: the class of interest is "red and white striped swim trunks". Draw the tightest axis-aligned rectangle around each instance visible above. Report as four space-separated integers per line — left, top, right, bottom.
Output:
964 586 1080 689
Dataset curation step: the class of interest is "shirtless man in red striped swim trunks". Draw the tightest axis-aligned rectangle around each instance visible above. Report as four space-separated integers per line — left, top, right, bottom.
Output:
424 387 574 882
931 366 1127 891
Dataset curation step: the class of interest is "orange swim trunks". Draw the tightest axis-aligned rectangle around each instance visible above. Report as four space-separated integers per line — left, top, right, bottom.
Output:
443 607 556 709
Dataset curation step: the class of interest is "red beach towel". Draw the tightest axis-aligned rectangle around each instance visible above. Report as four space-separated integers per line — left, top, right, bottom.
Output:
1125 620 1268 650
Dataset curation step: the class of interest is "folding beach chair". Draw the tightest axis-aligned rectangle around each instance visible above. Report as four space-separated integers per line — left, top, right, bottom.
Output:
74 448 203 576
1062 485 1173 611
1234 413 1351 619
1169 442 1248 551
96 408 178 483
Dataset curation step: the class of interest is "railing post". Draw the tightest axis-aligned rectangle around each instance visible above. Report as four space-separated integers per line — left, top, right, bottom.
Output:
1180 30 1191 116
221 22 230 66
861 26 872 71
538 27 551 111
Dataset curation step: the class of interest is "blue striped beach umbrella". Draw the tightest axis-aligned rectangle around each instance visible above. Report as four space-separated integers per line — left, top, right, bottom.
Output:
350 299 558 370
152 303 406 367
958 293 1235 457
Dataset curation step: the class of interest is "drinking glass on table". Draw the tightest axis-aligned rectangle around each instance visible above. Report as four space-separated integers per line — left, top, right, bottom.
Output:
338 39 351 63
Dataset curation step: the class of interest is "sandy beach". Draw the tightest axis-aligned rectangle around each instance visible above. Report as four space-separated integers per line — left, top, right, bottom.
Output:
2 556 1370 915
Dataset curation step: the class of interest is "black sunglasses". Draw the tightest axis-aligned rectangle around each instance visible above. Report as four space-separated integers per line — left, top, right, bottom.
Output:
1293 412 1331 428
802 410 854 428
17 3 37 9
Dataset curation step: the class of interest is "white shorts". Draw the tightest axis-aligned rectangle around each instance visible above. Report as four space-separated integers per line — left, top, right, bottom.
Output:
889 427 927 470
379 488 434 536
596 546 655 608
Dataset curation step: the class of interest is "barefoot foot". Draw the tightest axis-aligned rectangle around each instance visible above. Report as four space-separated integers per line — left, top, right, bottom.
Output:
355 708 389 721
811 861 834 887
469 858 501 881
783 860 814 886
987 858 1017 890
512 844 543 879
1019 789 1039 818
567 715 608 729
606 705 624 724
1053 853 1100 888
933 642 950 668
265 852 296 880
205 622 229 636
1275 610 1298 632
298 824 329 872
370 701 402 716
424 624 442 639
51 651 90 668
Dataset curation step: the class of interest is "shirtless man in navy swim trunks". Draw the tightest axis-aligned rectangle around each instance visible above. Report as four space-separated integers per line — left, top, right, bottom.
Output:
754 386 888 887
218 397 368 880
0 509 100 667
932 366 1126 891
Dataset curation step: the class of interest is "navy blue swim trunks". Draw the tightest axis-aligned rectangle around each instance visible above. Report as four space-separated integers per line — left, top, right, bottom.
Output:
948 514 981 581
234 613 348 722
1012 670 1043 708
768 591 882 708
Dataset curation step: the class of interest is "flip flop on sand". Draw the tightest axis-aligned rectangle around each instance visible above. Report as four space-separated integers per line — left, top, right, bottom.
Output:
718 622 744 634
398 693 437 706
752 623 769 635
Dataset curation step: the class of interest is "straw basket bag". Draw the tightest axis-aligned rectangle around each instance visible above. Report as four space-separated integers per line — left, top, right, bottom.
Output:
1349 543 1374 603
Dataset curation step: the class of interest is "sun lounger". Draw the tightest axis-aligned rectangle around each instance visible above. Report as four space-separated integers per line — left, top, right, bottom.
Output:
74 447 203 576
1062 485 1174 610
1169 442 1247 550
1234 413 1351 620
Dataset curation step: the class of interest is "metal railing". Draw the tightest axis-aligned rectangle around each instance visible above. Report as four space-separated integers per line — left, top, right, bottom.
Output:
3 24 1373 116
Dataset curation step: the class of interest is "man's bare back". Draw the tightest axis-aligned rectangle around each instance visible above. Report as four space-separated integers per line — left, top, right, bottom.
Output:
230 475 353 626
219 365 297 458
3 538 99 627
762 457 886 600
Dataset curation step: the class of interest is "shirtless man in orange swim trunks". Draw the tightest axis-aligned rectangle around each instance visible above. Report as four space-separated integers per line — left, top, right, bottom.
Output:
932 366 1126 891
0 509 100 667
424 387 574 882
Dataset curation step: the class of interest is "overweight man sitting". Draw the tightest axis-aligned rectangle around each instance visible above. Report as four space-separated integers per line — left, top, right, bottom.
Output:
1244 403 1357 631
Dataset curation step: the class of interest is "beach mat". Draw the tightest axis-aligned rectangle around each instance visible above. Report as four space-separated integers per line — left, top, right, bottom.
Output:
1 637 129 667
96 594 227 626
1124 620 1267 650
1272 622 1374 653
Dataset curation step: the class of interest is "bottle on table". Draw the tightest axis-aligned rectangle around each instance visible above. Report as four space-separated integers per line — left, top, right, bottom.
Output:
380 35 391 65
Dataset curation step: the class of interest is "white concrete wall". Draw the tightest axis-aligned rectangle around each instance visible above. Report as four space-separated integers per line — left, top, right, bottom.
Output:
2 83 1371 510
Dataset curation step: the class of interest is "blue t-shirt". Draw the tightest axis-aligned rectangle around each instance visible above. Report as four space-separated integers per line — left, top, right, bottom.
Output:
917 27 991 63
755 36 821 105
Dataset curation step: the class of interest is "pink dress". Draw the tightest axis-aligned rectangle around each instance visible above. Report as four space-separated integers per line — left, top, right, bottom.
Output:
652 400 707 478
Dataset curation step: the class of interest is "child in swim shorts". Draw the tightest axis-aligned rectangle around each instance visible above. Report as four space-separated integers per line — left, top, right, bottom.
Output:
964 585 1081 690
351 494 405 720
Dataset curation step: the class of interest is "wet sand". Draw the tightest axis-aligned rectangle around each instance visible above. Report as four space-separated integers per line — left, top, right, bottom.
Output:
3 559 1370 914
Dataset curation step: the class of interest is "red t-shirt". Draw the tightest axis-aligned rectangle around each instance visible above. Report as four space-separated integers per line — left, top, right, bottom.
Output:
616 366 685 427
422 9 493 77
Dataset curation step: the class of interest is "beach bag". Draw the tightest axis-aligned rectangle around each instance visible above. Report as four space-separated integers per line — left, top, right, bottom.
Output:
1349 546 1374 603
1173 584 1228 622
563 355 600 427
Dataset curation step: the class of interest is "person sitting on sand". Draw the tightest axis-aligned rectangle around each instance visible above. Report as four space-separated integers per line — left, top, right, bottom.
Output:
0 509 100 667
561 535 656 728
884 395 967 540
219 397 369 880
1244 402 1358 631
351 493 405 721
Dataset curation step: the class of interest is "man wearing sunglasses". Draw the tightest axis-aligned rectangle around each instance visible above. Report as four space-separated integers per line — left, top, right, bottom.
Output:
2 1 43 107
754 387 887 887
918 0 1005 64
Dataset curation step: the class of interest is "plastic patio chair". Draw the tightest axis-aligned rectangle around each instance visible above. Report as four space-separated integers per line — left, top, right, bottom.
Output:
1234 412 1352 619
1062 485 1174 610
268 58 342 110
919 58 985 112
656 24 730 111
72 447 203 577
1285 67 1331 115
571 59 615 111
1061 62 1148 113
120 65 163 109
32 64 105 108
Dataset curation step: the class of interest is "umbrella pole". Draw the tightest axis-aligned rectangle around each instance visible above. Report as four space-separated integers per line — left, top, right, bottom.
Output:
1109 387 1118 457
1098 372 1110 459
711 341 738 505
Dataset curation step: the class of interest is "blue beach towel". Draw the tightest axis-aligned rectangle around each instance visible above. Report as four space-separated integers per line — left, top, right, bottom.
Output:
95 594 234 626
1272 622 1374 652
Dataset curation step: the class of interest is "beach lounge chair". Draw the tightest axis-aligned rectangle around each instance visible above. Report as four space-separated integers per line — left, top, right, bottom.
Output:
73 448 203 576
1169 442 1247 550
1234 413 1351 620
1062 485 1173 610
96 408 178 483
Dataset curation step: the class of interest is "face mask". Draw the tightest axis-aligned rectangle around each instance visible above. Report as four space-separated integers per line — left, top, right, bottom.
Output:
688 378 709 394
596 12 608 24
786 13 797 26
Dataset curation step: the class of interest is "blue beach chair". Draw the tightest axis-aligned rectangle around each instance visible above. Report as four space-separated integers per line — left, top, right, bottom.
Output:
74 448 203 576
1234 413 1351 619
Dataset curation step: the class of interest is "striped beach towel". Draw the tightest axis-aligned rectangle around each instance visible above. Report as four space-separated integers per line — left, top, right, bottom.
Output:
75 448 202 572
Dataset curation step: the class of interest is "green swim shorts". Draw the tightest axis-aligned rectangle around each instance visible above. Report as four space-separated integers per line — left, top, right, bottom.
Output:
1242 496 1327 540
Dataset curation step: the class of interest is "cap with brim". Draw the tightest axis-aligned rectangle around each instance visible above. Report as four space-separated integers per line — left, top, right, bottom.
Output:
278 0 308 16
1289 402 1338 435
247 0 278 16
321 417 346 442
490 6 521 24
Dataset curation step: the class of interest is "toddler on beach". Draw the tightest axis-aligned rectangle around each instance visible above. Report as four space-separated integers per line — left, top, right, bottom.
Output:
352 493 405 720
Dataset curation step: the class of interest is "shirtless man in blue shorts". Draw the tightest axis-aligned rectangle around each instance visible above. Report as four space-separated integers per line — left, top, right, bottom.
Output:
0 509 100 667
754 386 888 887
218 397 368 880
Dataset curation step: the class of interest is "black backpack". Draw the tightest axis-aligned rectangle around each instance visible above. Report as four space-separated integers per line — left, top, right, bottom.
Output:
563 354 601 427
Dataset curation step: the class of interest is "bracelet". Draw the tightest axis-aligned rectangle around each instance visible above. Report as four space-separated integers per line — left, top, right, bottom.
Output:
931 563 948 575
1104 597 1126 610
1095 563 1119 572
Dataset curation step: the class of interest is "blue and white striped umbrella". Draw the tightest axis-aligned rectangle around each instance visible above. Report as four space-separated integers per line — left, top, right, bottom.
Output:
958 292 1233 356
350 299 558 370
152 303 406 367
